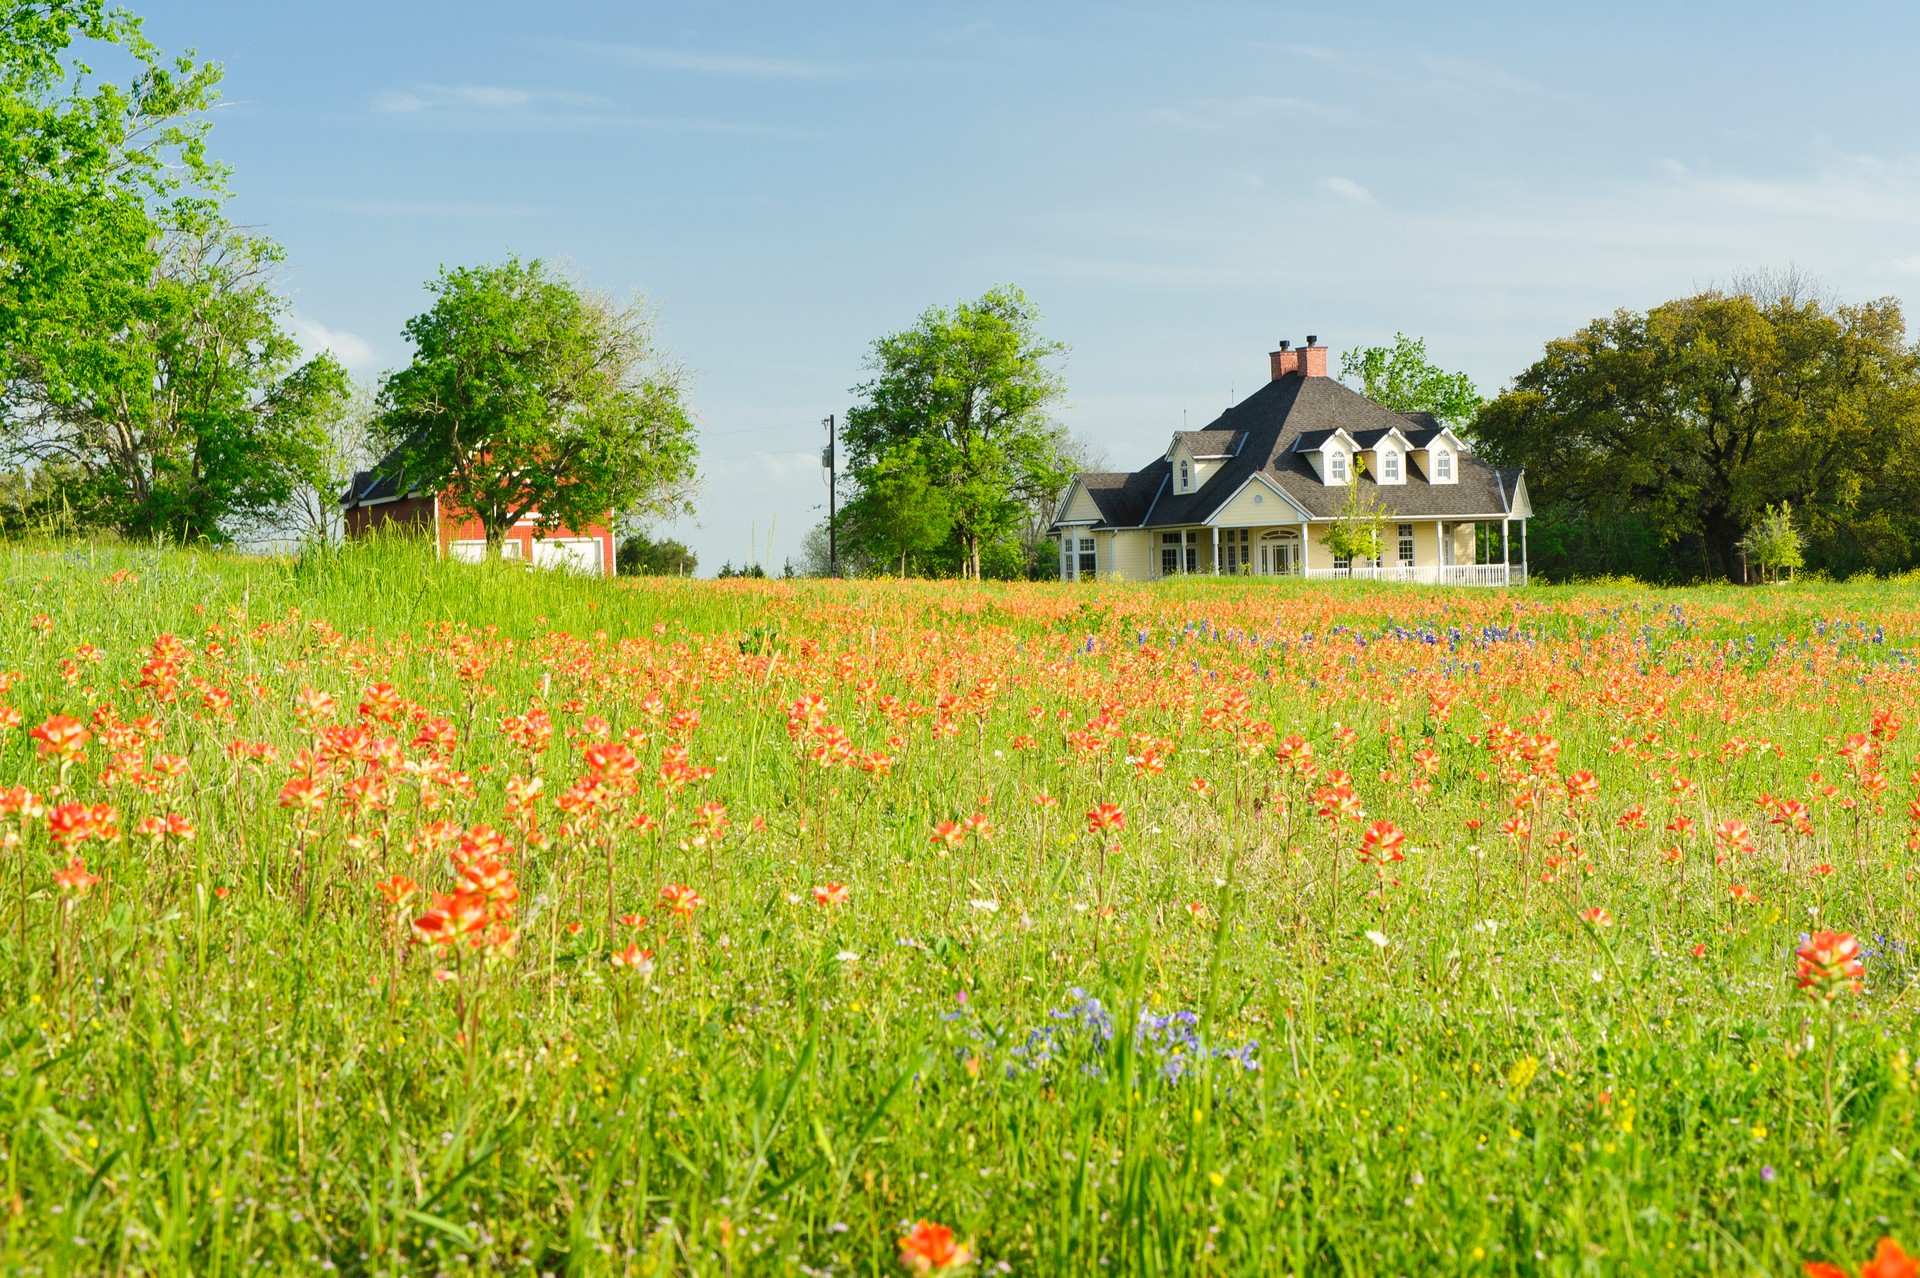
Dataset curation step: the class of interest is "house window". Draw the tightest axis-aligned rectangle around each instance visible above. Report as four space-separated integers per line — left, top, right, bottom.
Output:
1185 530 1201 573
1383 449 1400 481
1161 532 1182 577
1328 451 1347 482
1333 551 1351 571
1078 537 1097 579
1398 523 1415 566
1179 459 1190 491
1435 448 1453 481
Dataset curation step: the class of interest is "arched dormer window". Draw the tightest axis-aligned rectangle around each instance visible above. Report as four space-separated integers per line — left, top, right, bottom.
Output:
1329 451 1347 483
1179 459 1190 491
1435 448 1452 481
1383 449 1400 481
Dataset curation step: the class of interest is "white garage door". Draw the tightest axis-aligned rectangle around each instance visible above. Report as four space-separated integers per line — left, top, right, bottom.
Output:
532 538 603 575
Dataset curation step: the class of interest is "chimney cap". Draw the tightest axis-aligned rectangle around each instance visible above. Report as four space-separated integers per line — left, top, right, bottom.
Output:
1305 334 1318 346
1278 339 1290 350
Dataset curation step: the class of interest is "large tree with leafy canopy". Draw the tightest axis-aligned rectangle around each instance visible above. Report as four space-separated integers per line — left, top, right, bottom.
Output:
1340 333 1483 432
376 257 698 557
1475 284 1920 582
3 1 350 542
841 286 1070 579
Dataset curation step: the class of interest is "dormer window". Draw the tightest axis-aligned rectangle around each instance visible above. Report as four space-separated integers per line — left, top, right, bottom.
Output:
1329 451 1347 482
1179 459 1190 490
1383 449 1400 481
1435 448 1452 481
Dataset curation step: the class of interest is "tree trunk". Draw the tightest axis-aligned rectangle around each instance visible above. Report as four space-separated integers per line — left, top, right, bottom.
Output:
1703 509 1745 584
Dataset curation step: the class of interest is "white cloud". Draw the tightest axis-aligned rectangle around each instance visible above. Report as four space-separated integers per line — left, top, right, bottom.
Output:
290 197 550 218
1319 176 1377 204
371 84 610 115
371 91 428 114
562 41 845 79
288 315 377 374
1151 94 1359 131
1894 255 1920 274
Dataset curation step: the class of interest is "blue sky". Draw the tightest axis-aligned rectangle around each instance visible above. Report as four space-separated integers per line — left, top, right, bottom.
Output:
137 0 1920 573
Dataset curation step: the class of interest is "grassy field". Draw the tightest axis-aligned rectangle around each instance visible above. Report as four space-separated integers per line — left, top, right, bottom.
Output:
1 536 1917 1276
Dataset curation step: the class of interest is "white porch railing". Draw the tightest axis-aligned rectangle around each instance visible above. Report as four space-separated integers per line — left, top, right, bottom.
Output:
1300 563 1525 587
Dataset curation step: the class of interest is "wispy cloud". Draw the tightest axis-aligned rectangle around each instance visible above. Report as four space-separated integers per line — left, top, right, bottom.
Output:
1151 94 1359 130
560 41 846 79
288 314 376 373
1319 175 1377 204
363 83 811 138
1894 254 1920 274
289 197 553 218
372 84 611 114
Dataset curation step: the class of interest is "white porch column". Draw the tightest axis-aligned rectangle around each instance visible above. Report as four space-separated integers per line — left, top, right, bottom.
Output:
1211 526 1220 575
1299 520 1309 575
1521 520 1528 584
1501 519 1510 586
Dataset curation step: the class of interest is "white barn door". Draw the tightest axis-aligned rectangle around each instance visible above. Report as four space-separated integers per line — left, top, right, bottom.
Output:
533 538 603 575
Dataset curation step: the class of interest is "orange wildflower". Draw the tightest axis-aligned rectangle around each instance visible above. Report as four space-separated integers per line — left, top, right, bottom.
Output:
29 714 90 764
897 1220 973 1275
1795 931 1865 1003
52 857 101 895
659 883 704 918
1357 819 1407 864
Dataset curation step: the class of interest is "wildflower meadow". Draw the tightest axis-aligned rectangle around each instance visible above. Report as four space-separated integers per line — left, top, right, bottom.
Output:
2 536 1918 1276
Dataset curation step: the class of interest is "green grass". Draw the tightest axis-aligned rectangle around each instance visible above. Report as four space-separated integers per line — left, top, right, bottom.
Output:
0 533 1916 1275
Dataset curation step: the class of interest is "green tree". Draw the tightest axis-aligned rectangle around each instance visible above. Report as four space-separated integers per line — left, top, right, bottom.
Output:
838 447 955 577
843 286 1070 578
2 4 344 542
377 258 698 558
617 529 697 576
2 1 224 399
1320 456 1389 567
1475 286 1920 583
1742 502 1803 582
1340 333 1483 431
60 225 347 541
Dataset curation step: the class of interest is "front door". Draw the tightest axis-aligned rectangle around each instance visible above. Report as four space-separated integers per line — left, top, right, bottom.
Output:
1260 533 1299 575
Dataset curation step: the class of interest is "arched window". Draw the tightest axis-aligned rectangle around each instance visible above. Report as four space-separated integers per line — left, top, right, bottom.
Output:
1329 451 1347 482
1383 449 1400 481
1179 459 1190 490
1435 448 1452 481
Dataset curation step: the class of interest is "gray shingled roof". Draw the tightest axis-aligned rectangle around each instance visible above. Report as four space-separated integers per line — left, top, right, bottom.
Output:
1067 463 1168 528
1056 374 1522 529
1171 430 1241 459
341 444 421 508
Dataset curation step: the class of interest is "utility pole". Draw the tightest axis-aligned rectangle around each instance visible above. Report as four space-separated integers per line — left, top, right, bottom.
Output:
822 414 838 577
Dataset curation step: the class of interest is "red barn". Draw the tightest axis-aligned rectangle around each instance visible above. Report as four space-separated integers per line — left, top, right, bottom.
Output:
341 447 616 577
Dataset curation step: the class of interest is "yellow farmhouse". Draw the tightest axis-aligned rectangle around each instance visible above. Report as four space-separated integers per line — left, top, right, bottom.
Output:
1052 336 1531 586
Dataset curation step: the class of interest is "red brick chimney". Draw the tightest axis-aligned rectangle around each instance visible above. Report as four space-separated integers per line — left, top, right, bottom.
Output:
1268 340 1296 380
1299 334 1328 377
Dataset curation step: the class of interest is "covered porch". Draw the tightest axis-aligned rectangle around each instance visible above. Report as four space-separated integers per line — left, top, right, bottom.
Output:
1145 517 1529 586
